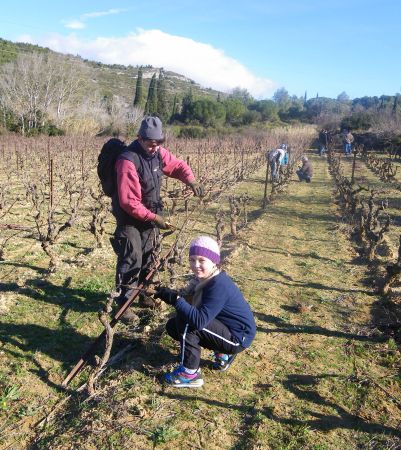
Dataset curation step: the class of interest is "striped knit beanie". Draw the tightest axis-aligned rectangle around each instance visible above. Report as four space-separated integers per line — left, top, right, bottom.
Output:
189 236 220 264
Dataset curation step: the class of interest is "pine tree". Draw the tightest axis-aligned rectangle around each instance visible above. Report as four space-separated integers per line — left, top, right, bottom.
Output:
133 67 144 107
145 72 158 115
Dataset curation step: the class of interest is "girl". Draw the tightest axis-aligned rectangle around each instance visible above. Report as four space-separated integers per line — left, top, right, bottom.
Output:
154 235 256 388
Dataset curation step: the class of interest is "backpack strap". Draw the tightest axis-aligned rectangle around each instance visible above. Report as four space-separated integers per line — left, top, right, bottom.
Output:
118 147 163 174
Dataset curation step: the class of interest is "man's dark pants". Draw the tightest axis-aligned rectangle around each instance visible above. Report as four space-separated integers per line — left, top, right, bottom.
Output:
110 224 158 302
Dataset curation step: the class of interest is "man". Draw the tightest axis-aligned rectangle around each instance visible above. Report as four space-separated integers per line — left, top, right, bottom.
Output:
296 156 313 183
319 128 328 156
342 129 354 156
267 144 287 181
111 116 203 316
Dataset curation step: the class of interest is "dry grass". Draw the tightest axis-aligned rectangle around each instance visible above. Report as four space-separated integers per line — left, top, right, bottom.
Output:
1 149 401 449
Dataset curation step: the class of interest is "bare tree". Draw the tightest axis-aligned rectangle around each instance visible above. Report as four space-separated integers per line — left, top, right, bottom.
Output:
370 110 401 147
46 54 90 126
0 52 89 134
125 104 144 135
63 92 110 136
104 96 143 137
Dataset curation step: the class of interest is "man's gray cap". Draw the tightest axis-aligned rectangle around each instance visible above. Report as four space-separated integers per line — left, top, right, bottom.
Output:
138 116 164 140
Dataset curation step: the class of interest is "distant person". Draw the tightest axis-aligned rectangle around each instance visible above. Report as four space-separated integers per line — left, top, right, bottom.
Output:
267 144 287 181
319 128 329 156
296 156 313 183
281 145 289 165
342 129 354 156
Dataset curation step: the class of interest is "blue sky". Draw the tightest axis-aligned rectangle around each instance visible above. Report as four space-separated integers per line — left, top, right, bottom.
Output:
1 0 400 100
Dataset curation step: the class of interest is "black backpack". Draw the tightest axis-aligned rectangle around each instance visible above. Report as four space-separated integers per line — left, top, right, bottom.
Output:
97 138 127 197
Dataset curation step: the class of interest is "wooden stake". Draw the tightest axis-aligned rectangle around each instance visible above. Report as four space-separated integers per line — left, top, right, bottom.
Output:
49 159 54 210
262 160 270 209
351 150 357 184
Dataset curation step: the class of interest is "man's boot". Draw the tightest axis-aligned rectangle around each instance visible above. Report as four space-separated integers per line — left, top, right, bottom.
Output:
118 306 139 324
115 290 139 324
138 293 159 308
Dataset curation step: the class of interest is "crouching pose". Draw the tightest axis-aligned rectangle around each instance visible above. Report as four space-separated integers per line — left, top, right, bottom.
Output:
154 236 256 388
296 156 313 183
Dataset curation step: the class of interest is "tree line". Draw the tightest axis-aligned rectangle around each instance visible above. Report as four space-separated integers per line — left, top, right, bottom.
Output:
0 49 400 141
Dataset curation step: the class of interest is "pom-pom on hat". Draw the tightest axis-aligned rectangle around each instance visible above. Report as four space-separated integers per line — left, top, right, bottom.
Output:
189 236 220 265
138 116 164 140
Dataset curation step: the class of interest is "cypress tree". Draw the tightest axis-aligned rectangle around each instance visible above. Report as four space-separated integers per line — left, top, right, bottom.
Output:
181 88 194 123
145 73 158 115
156 69 170 122
392 94 399 115
133 67 144 107
170 94 179 123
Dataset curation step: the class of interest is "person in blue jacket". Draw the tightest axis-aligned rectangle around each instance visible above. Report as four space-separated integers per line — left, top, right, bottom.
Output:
154 235 256 388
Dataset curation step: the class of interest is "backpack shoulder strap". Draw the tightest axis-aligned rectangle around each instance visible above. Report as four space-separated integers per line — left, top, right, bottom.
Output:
119 148 140 168
119 147 163 171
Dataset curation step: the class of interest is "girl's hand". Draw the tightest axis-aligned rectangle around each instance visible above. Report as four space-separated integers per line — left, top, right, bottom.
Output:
154 287 178 305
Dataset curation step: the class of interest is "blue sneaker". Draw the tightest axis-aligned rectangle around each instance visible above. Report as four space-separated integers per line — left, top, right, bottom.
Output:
164 365 204 388
213 353 237 371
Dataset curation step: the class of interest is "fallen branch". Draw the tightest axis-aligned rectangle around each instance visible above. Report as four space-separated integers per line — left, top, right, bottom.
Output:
0 223 33 231
35 343 135 430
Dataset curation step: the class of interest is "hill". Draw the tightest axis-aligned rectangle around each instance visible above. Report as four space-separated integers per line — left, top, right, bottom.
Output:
0 37 223 103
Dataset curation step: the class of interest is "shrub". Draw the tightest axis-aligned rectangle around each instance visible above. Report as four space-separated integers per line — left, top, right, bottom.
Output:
341 112 373 131
177 125 208 139
41 123 65 136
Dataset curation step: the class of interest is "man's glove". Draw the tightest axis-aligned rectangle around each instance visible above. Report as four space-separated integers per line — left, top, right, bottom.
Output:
154 287 178 305
153 214 169 229
188 181 205 197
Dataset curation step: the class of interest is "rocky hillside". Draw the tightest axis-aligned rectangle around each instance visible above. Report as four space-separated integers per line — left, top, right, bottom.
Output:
0 37 222 103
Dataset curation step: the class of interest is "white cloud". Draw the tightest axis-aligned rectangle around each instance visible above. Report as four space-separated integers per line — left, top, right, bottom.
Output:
64 20 86 30
20 29 276 98
81 9 128 19
63 9 128 31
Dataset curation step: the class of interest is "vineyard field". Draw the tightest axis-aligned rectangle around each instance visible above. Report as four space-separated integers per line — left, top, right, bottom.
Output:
0 134 400 449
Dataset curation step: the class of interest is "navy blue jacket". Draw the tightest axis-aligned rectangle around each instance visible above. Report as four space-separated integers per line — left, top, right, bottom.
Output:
175 271 256 348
